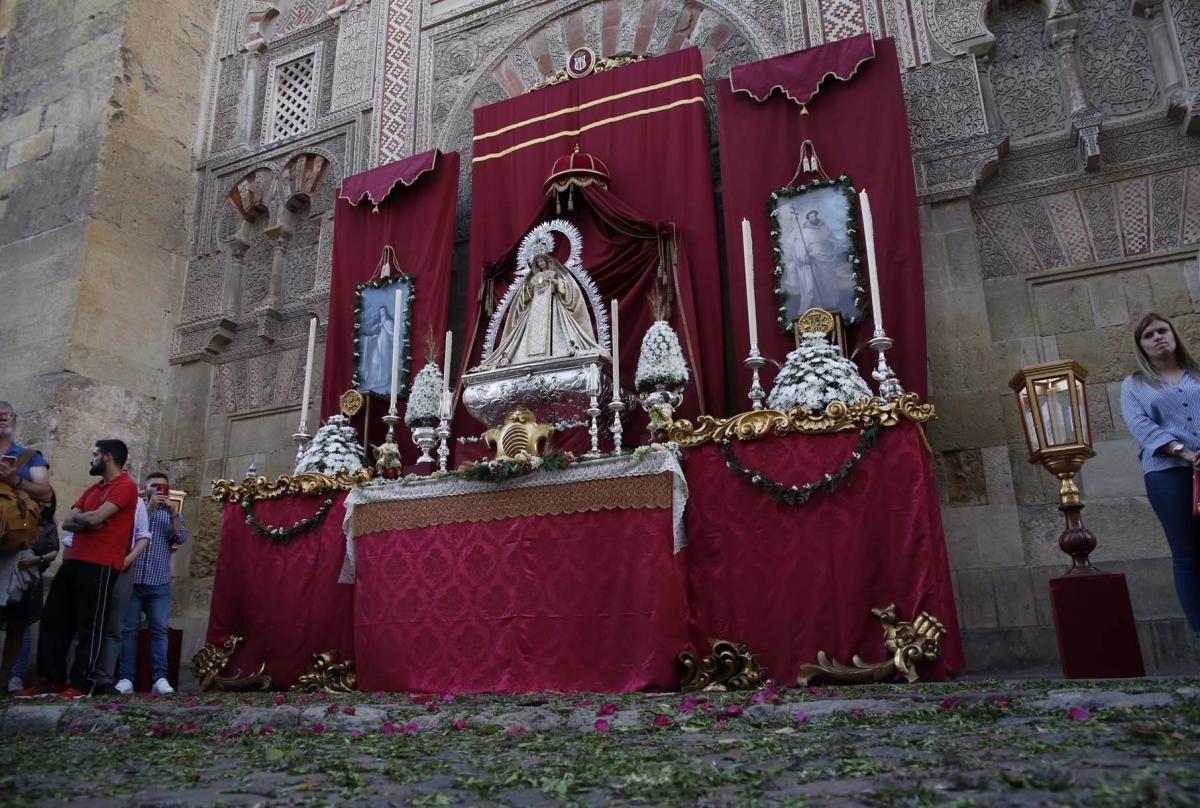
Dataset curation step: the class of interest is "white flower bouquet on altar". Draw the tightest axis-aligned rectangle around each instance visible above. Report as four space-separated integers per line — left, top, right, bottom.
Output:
405 363 444 426
767 331 872 413
295 415 365 475
635 320 689 390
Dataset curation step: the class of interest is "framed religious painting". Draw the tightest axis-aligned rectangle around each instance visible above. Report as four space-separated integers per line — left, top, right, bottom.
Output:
352 274 415 398
769 177 866 332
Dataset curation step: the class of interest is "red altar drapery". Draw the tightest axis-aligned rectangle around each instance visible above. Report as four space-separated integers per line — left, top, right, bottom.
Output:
206 498 354 688
321 150 460 458
682 422 963 680
463 48 725 431
353 506 688 693
716 36 928 399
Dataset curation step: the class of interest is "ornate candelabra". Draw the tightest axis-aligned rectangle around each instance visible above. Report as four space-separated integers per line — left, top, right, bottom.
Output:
436 415 451 472
608 397 624 455
291 425 311 466
867 330 904 400
584 394 603 457
381 406 400 444
744 345 767 411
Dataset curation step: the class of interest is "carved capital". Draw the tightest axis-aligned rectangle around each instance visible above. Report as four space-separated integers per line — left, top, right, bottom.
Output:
172 317 239 363
914 133 1008 204
254 306 282 342
1072 108 1104 171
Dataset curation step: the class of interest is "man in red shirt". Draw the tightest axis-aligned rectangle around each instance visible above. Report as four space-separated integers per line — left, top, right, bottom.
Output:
26 439 137 698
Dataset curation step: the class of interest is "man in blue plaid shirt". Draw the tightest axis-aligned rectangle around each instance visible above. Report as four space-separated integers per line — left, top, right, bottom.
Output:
116 472 187 695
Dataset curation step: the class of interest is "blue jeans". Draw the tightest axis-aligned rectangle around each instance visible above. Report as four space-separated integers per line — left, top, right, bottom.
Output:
11 626 32 679
120 583 171 682
1144 467 1200 635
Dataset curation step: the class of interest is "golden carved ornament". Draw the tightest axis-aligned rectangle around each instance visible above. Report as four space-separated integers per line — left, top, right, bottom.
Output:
678 639 770 692
530 53 645 91
797 604 947 686
291 650 357 694
210 467 374 503
482 406 556 461
191 636 273 691
795 307 836 335
340 389 364 417
667 393 936 448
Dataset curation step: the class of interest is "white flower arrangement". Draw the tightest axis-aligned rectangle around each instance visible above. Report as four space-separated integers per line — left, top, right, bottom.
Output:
295 415 365 475
405 363 444 426
766 332 872 412
635 320 690 390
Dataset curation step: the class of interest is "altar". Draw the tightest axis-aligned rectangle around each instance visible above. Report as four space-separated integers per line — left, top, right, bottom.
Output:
202 37 966 693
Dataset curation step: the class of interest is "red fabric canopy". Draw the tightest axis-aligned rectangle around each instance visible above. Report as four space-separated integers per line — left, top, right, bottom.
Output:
337 150 440 207
716 37 927 399
462 48 726 441
730 32 876 105
321 151 460 458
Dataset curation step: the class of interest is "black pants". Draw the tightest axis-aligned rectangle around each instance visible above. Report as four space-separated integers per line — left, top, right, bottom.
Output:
37 559 116 692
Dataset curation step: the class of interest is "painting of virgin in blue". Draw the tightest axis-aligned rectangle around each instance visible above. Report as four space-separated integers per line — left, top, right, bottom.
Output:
355 279 412 397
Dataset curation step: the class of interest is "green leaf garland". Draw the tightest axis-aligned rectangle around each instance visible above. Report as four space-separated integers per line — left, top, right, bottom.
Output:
718 422 881 506
241 496 335 542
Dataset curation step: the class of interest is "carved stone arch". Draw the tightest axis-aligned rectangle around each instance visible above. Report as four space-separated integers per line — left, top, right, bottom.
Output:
278 150 337 215
227 163 279 223
435 1 773 150
927 0 994 59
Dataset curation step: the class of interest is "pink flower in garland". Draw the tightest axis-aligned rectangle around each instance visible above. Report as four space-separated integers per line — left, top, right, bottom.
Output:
68 726 83 736
343 706 356 716
452 719 468 731
597 703 617 717
725 704 744 717
992 696 1010 708
380 722 396 735
594 719 610 733
184 697 200 708
940 697 960 711
260 725 274 736
793 711 808 723
506 725 526 736
310 723 325 735
273 695 286 706
1065 706 1091 721
678 697 699 713
182 722 201 733
652 715 674 729
402 721 420 734
442 692 456 703
149 724 167 738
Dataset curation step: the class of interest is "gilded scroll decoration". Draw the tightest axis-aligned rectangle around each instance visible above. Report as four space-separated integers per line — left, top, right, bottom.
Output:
797 604 947 686
292 650 358 693
678 639 770 692
192 636 273 691
210 468 374 503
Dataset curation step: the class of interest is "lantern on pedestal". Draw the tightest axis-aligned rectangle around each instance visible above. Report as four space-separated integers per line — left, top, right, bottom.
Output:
1008 359 1144 679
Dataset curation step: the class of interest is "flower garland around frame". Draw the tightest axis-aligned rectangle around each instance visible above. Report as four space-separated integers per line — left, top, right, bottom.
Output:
718 421 881 506
769 176 866 334
241 496 335 542
351 269 415 397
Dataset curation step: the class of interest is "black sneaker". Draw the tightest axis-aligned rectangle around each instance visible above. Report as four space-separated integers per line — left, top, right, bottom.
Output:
91 683 120 696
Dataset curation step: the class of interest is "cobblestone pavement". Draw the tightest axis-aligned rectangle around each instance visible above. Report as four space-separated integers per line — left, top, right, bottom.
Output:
0 678 1197 806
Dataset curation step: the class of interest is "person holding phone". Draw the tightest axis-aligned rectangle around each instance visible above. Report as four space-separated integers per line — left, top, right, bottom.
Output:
118 471 187 695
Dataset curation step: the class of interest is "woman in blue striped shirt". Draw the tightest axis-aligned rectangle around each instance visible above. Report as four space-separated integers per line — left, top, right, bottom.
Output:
1120 312 1200 638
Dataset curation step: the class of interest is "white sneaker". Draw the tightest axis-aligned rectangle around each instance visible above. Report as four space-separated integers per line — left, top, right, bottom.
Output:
7 676 22 693
114 678 133 695
151 677 174 695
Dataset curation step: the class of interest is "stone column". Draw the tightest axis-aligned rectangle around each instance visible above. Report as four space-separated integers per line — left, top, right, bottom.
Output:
262 224 291 309
222 232 250 318
1044 11 1102 170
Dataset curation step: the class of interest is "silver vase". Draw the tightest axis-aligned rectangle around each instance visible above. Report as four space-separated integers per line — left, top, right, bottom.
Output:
411 423 438 465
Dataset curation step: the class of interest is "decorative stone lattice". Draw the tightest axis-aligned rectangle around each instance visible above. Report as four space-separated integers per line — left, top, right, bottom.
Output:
268 54 316 141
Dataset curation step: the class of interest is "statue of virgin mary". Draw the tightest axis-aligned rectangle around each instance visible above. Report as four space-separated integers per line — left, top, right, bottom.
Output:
479 252 600 369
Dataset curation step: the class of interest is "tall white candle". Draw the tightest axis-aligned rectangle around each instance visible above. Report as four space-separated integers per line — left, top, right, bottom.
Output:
741 218 758 349
443 330 453 393
610 299 620 402
859 189 883 333
300 315 317 428
388 289 402 410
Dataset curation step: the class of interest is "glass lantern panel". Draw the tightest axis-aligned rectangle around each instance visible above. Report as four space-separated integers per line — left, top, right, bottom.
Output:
1018 388 1040 454
1035 376 1076 446
1074 378 1090 445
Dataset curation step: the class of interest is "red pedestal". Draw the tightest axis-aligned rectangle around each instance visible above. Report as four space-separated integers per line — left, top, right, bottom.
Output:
1050 572 1145 678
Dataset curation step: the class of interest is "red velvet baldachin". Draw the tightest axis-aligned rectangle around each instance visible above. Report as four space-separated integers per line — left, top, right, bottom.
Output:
206 498 354 689
717 37 928 400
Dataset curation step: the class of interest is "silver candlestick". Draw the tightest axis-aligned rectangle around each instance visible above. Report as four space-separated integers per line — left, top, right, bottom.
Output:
291 425 311 466
381 407 400 443
608 397 624 455
436 416 451 472
868 329 904 399
744 346 767 411
584 394 603 458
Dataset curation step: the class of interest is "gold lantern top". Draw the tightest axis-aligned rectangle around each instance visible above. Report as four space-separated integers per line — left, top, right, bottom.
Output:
1008 359 1095 471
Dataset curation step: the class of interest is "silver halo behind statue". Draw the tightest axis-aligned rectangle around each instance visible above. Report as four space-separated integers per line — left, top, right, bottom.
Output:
462 219 613 429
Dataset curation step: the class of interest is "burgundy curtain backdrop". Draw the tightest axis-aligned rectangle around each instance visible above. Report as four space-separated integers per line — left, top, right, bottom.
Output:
716 35 928 399
321 150 460 459
353 507 689 693
459 47 725 454
206 497 354 688
683 422 963 680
